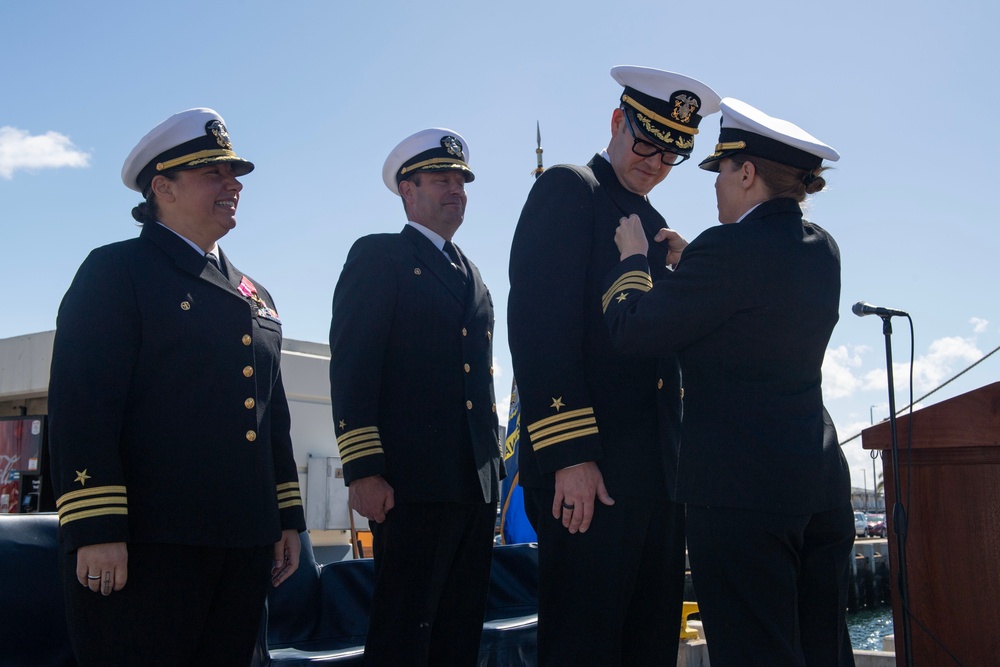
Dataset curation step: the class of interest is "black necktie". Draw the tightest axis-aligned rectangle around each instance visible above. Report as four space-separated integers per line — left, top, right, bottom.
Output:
443 241 467 281
206 252 226 277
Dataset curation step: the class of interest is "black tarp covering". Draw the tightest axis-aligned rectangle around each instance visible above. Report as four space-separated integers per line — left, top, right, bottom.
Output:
259 532 539 666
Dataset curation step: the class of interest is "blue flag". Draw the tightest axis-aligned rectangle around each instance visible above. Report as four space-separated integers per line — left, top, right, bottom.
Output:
499 379 537 544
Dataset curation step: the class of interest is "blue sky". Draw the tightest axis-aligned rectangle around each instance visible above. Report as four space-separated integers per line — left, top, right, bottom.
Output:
1 1 997 495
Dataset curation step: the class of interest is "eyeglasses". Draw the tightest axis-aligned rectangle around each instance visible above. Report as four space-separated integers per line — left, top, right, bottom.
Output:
622 110 689 166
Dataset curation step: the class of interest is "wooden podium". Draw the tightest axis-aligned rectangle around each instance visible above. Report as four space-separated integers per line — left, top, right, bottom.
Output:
862 381 1000 666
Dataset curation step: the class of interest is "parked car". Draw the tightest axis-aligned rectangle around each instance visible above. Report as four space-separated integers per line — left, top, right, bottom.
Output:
866 513 887 538
854 511 867 538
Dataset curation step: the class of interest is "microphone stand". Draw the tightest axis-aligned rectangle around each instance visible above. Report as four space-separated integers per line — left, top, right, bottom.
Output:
880 314 913 667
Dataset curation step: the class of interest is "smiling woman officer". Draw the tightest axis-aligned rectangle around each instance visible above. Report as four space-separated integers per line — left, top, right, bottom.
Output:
47 108 305 667
603 98 854 666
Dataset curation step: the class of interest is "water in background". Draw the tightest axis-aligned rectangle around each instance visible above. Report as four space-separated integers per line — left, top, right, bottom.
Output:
848 607 893 651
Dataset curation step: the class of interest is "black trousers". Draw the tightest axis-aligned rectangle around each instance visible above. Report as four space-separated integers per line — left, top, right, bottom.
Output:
363 501 497 667
686 504 856 667
525 487 686 667
61 541 273 667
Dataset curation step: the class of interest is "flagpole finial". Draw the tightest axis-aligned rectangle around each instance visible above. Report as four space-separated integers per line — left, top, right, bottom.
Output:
532 121 544 179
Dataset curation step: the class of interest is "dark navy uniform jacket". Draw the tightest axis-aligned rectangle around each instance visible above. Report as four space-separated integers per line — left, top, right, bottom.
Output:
329 225 503 505
603 197 851 513
48 221 305 553
508 155 682 498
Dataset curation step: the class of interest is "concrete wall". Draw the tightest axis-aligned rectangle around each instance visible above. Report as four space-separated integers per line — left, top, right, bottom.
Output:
0 331 54 416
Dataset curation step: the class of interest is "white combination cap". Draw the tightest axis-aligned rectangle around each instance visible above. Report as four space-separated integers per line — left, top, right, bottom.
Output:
610 65 721 156
699 97 839 172
382 128 473 196
121 108 254 194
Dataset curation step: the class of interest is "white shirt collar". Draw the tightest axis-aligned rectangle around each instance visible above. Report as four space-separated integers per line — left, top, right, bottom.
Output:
735 202 763 224
407 221 449 253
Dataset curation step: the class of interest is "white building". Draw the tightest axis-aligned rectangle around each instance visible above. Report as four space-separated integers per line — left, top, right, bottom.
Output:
0 331 361 552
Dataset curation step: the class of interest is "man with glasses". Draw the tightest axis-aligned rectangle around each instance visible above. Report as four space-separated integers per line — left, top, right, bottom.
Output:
508 66 720 665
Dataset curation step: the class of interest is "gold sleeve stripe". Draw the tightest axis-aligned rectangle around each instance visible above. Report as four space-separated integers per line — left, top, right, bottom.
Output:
57 496 128 517
56 485 128 508
337 427 382 456
276 479 303 510
602 278 653 311
339 440 383 458
602 271 652 305
532 427 601 452
342 438 384 455
530 414 598 442
337 426 379 443
527 407 595 433
58 507 129 526
526 407 600 452
342 444 384 465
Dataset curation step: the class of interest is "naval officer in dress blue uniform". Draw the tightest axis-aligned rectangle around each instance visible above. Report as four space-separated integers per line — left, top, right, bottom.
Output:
508 66 721 666
328 128 503 666
604 98 854 666
48 108 306 667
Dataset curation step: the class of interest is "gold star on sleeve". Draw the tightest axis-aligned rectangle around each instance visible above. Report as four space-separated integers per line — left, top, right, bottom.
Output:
550 397 565 412
74 469 91 486
602 270 652 311
616 292 628 303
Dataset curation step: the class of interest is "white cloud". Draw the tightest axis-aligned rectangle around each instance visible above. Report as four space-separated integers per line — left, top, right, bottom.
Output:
0 126 90 178
970 317 989 334
822 344 869 399
862 336 981 393
496 393 513 425
492 357 515 424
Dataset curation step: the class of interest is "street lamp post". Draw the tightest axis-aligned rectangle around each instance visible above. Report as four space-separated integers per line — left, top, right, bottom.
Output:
872 454 879 510
863 468 869 513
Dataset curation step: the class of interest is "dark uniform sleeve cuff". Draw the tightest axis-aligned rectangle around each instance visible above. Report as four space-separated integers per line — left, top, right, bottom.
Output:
602 255 652 314
336 425 386 485
526 408 603 473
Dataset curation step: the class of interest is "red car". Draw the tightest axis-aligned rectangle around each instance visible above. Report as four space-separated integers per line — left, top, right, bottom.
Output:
865 513 887 538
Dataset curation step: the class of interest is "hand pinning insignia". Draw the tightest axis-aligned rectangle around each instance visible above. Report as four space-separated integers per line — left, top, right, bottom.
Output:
616 292 628 303
550 397 565 412
74 469 91 486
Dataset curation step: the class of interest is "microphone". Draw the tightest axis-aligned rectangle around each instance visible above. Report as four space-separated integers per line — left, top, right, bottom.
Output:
852 301 909 318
